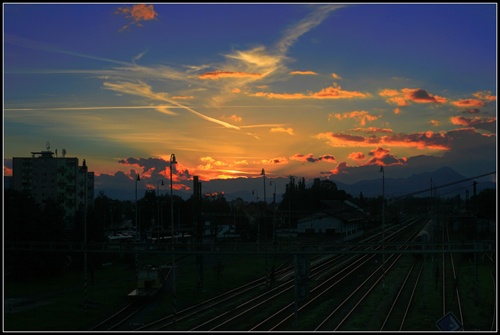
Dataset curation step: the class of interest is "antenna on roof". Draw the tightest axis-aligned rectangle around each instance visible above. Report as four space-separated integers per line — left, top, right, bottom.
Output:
46 141 50 151
62 149 66 157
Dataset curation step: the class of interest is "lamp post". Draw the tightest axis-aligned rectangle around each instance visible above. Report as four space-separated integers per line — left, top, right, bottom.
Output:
83 160 88 309
270 181 277 245
379 165 385 287
261 168 267 240
134 173 141 281
261 168 266 204
170 153 177 325
157 180 164 243
252 189 260 243
135 174 141 241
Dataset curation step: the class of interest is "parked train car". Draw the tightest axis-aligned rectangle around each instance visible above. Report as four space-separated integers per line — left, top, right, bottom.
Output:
128 264 168 300
107 233 134 250
412 219 434 259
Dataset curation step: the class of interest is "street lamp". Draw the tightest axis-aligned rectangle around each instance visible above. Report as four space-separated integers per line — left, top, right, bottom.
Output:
261 169 267 240
252 189 260 243
379 165 385 287
157 180 164 242
135 173 141 241
170 154 177 241
261 168 266 204
269 181 277 245
170 153 177 325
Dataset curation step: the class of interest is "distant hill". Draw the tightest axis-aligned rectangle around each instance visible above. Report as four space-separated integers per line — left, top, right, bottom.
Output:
330 166 495 199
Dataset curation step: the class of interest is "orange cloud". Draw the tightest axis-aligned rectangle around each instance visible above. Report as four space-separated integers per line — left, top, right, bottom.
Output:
330 162 349 175
229 114 243 123
348 152 365 160
198 70 263 80
253 84 370 100
290 70 318 75
270 127 295 135
266 157 289 164
116 4 158 32
290 153 336 163
315 131 451 150
365 146 408 166
473 91 496 102
404 88 447 104
380 88 447 106
312 85 370 99
332 73 342 80
429 120 440 127
253 92 306 99
330 111 380 126
450 115 496 127
350 127 393 134
451 99 486 108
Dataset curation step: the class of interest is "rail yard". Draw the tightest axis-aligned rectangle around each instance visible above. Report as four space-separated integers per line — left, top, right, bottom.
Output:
5 215 496 331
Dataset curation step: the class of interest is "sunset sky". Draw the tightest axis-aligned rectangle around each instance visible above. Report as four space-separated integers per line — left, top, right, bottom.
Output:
3 3 497 198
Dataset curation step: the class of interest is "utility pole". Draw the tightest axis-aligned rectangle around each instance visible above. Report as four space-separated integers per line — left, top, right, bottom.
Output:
170 153 177 327
380 166 385 289
83 160 88 309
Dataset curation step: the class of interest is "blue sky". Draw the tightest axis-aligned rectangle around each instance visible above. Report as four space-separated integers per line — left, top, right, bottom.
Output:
3 3 497 199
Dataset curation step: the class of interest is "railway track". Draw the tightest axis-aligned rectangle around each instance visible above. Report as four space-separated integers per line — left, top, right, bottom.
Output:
87 215 494 331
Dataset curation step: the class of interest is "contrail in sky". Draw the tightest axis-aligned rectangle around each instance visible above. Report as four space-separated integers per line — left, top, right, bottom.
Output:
276 4 345 54
102 81 241 130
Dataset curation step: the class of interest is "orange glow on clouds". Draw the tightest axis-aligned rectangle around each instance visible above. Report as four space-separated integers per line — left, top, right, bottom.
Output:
450 115 496 127
270 127 295 135
350 127 393 134
364 146 408 166
116 4 158 31
290 70 318 75
198 70 263 80
313 84 370 99
290 153 336 163
330 111 380 126
451 99 486 108
253 84 370 100
348 152 365 160
315 131 451 150
473 91 496 102
380 88 447 106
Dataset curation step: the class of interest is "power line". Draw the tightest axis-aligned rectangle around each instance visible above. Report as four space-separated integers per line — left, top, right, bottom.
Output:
395 171 496 199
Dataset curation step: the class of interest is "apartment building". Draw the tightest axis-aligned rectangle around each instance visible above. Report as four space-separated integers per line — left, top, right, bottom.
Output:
12 148 94 223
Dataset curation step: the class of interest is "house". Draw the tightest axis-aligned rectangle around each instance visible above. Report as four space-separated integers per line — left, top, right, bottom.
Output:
297 200 365 241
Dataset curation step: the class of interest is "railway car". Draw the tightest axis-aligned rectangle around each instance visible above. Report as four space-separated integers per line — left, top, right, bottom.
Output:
128 264 168 300
412 220 434 259
107 233 134 250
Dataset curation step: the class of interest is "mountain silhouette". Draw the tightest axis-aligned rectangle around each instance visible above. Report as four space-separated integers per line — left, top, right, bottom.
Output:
69 166 494 202
331 166 495 199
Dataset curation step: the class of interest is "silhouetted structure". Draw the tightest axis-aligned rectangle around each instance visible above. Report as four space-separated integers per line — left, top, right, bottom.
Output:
12 146 94 224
